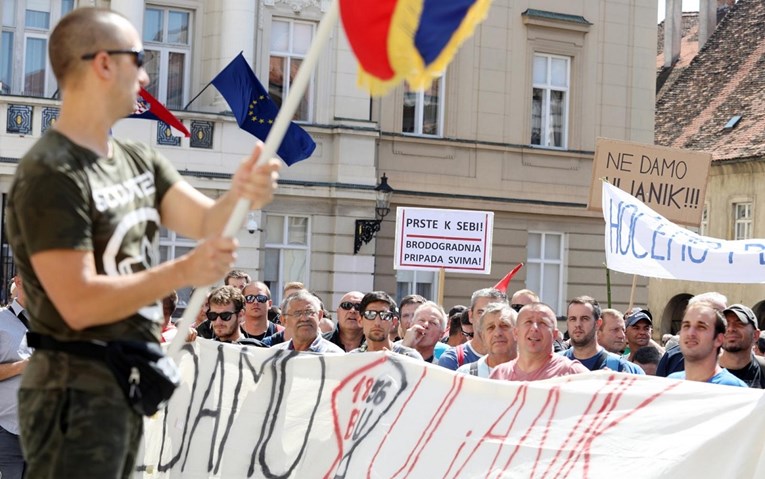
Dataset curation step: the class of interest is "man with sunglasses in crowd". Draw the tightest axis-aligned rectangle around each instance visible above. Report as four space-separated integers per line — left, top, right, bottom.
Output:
4 8 280 477
323 291 365 352
241 281 284 341
208 286 263 347
274 291 343 353
350 291 422 359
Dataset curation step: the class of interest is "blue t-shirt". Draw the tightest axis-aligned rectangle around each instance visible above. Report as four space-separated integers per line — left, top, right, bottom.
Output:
434 341 448 360
668 369 747 387
560 348 645 374
438 341 482 370
656 345 685 377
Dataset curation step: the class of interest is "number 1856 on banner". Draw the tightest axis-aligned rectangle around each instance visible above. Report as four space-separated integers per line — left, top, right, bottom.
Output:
394 207 494 274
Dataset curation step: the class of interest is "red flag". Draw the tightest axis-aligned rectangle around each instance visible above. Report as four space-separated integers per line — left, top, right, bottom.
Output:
493 263 524 293
129 87 190 138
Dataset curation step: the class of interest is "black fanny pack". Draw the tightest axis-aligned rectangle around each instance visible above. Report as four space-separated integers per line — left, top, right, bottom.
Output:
27 332 180 416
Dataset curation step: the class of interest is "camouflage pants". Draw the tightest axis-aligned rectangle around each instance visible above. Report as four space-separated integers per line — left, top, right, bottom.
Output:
18 353 143 479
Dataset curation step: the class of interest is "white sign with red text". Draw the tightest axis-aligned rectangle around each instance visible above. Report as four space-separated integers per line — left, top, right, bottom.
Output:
394 207 493 274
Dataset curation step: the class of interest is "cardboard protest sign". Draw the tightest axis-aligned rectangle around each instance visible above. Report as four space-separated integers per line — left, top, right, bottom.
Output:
136 339 765 478
393 207 493 274
602 181 765 283
588 138 712 226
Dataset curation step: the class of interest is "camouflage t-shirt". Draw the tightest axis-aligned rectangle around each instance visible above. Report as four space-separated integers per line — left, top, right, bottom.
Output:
6 130 181 343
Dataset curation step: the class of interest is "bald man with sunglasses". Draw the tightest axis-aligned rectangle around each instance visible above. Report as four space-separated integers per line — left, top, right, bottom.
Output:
323 291 365 352
241 281 284 341
4 8 280 477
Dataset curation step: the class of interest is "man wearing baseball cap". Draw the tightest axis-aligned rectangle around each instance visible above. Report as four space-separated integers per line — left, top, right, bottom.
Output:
720 304 765 388
624 309 653 362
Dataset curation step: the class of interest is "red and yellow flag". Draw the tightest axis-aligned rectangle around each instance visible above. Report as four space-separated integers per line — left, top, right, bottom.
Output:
339 0 493 95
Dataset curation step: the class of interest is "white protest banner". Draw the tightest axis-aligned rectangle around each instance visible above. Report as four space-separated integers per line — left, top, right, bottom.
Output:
588 138 712 226
394 207 493 274
602 181 765 283
136 339 765 478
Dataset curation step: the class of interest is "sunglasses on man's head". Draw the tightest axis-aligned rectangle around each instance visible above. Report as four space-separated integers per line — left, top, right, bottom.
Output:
245 294 269 304
340 302 361 311
206 311 237 322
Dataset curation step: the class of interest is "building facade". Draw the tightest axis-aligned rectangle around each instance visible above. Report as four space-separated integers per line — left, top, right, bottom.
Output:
654 0 765 334
0 0 657 322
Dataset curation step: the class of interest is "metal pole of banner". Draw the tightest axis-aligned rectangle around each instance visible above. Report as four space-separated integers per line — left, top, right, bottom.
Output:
182 82 212 111
604 263 612 309
168 0 340 357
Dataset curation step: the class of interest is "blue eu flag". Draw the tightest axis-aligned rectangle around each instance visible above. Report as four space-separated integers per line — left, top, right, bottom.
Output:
211 52 315 166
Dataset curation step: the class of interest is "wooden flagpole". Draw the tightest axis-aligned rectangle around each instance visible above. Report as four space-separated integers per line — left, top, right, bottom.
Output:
626 274 638 313
436 268 446 306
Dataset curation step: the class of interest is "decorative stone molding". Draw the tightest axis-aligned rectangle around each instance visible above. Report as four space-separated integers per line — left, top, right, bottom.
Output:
262 0 328 14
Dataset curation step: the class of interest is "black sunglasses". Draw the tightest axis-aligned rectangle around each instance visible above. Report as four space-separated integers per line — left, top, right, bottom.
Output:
81 49 145 68
362 310 395 321
206 311 236 322
245 294 269 304
339 301 361 311
461 329 475 339
510 304 524 312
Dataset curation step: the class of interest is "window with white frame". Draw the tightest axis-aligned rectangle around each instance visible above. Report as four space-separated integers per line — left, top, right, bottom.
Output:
402 76 443 136
396 270 436 302
0 0 74 96
159 227 196 315
269 18 314 122
700 204 709 236
264 214 310 305
733 202 752 240
525 232 564 313
142 5 191 109
531 53 569 148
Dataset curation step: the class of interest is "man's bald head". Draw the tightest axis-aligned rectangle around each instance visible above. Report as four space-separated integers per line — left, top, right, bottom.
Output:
49 8 135 88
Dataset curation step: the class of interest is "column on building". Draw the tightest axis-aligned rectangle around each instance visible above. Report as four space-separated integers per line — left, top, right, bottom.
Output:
207 0 256 109
698 0 717 48
219 0 256 63
110 0 145 34
663 0 682 67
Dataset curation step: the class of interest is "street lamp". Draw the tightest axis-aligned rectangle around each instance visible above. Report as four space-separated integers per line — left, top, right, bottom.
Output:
354 173 394 254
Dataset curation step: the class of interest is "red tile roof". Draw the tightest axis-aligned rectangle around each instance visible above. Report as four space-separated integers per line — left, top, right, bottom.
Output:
655 0 765 161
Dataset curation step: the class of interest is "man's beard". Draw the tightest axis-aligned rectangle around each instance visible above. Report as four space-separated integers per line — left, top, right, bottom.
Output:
571 329 596 348
367 330 386 342
723 342 747 353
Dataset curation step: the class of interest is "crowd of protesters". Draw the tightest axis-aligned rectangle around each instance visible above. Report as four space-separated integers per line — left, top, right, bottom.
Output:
176 270 765 389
